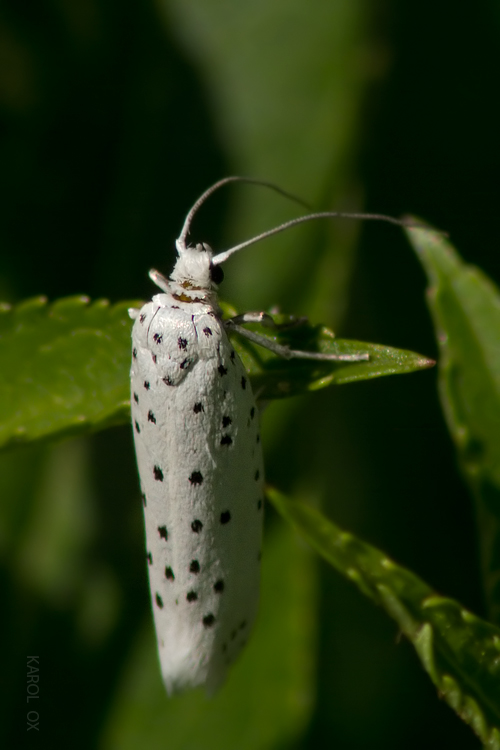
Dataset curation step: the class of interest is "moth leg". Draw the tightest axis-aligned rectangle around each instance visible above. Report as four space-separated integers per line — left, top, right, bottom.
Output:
224 319 369 362
229 311 308 331
229 311 277 328
149 269 170 293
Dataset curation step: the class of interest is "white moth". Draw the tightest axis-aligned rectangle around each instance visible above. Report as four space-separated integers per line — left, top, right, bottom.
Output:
129 177 405 695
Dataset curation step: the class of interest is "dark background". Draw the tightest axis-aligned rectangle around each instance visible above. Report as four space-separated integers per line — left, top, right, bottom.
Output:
1 0 499 748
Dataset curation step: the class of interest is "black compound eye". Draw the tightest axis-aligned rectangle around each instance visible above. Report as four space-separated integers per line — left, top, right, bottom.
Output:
210 264 224 285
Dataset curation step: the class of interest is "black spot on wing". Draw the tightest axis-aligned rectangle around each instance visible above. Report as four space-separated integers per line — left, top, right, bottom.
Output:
203 327 212 337
155 593 163 609
189 471 203 485
144 381 150 390
220 511 231 524
148 410 156 424
218 364 228 376
241 376 247 389
134 421 141 434
141 492 146 507
191 519 203 533
163 376 174 386
186 591 198 602
214 579 224 593
254 469 260 481
165 566 175 581
203 614 215 628
250 407 255 419
178 337 188 349
222 415 232 427
190 560 200 574
139 313 146 324
153 466 163 481
146 552 152 565
132 348 137 359
153 333 163 344
220 435 232 446
158 525 168 540
193 402 204 413
133 393 139 404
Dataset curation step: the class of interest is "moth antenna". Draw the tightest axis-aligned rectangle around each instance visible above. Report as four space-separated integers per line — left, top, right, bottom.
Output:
212 212 425 266
176 176 310 253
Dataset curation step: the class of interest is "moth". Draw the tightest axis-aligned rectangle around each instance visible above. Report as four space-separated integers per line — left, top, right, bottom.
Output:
129 177 403 694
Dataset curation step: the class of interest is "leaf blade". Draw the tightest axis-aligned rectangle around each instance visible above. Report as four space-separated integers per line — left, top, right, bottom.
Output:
0 297 434 450
228 310 435 399
0 297 140 450
406 225 500 623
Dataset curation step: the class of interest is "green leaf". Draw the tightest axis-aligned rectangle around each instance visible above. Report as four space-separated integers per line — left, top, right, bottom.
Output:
405 225 500 623
0 297 433 451
269 488 500 748
0 296 139 450
226 308 435 400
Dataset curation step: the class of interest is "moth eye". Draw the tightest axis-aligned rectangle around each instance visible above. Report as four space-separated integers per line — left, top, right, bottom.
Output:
210 264 224 285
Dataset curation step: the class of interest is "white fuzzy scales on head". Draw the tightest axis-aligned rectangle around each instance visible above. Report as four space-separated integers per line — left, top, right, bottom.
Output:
170 242 214 291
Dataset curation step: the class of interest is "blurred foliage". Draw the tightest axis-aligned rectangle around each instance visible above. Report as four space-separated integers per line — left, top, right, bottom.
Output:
1 0 500 749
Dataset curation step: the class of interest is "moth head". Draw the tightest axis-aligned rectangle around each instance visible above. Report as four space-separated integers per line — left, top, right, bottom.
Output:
171 242 222 290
